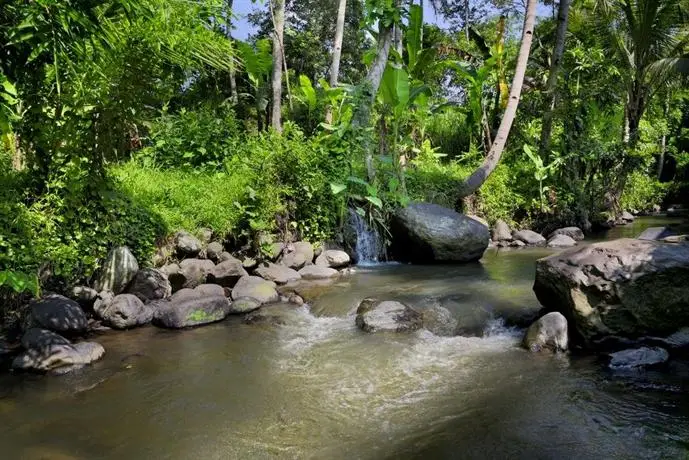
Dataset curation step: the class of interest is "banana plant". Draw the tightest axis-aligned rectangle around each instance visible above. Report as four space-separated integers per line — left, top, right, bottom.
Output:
523 144 563 212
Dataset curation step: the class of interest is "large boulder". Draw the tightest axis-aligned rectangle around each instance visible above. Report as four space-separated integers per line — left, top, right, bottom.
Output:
206 242 224 262
534 239 689 348
152 286 231 328
94 246 139 294
637 227 675 241
355 298 423 333
390 202 489 263
491 220 513 242
548 227 585 242
127 268 171 303
547 234 577 248
512 230 546 246
175 231 202 258
255 263 301 285
522 312 568 352
422 305 458 337
12 329 104 374
207 259 248 288
94 293 153 329
281 242 314 270
229 297 263 314
231 276 279 304
620 211 635 223
315 250 351 268
178 258 215 289
30 294 88 334
298 265 339 280
608 347 669 369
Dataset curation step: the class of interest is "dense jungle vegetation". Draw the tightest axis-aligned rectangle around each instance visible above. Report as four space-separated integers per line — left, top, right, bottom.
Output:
1 0 688 305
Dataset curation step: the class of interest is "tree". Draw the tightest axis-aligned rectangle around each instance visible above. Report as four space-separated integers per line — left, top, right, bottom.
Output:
538 0 572 159
226 0 239 104
458 0 538 198
326 0 348 123
271 0 285 132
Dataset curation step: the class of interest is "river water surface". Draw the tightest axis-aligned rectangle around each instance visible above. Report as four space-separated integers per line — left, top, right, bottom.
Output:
1 217 688 459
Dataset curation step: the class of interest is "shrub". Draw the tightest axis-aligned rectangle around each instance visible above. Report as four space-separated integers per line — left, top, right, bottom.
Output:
621 171 668 212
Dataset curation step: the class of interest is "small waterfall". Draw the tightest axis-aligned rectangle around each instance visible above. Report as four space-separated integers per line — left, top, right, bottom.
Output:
348 209 383 264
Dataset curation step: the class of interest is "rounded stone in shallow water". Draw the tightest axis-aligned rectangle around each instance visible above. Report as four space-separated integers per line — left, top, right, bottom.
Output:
355 298 423 333
608 347 669 369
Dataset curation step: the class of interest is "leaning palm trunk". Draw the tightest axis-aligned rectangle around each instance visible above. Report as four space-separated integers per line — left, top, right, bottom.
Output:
458 0 538 198
354 22 394 181
270 0 285 133
325 0 347 123
538 0 571 159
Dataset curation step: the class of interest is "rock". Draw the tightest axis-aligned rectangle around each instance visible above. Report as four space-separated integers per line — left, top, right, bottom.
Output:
175 231 202 257
151 246 171 268
218 252 238 263
206 242 224 261
315 250 351 268
637 226 674 241
30 295 88 334
298 265 339 280
522 312 568 352
178 258 215 289
281 241 315 270
231 276 279 304
548 227 585 241
355 298 423 333
94 294 152 329
652 204 662 213
94 246 139 294
512 230 546 246
160 263 183 292
13 329 104 374
229 297 263 314
70 286 99 309
509 240 526 248
492 220 513 242
422 306 458 336
390 203 489 263
654 328 689 350
663 235 689 243
195 283 227 297
547 234 577 248
198 228 213 244
127 269 171 303
255 263 301 285
533 239 689 348
152 286 231 328
609 347 669 369
207 259 248 288
288 294 305 305
620 211 635 222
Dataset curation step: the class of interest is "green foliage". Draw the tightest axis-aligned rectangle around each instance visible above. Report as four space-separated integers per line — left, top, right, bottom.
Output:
0 271 40 297
621 171 668 212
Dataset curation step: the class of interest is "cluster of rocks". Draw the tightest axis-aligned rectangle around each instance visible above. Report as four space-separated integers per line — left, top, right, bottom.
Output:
523 237 689 370
490 220 585 249
11 232 353 375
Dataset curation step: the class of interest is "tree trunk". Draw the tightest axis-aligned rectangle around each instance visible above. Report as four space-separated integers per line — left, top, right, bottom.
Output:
354 21 394 181
538 0 571 159
326 0 347 123
226 0 238 104
458 0 537 198
658 95 669 180
464 0 470 41
270 0 285 133
393 0 404 57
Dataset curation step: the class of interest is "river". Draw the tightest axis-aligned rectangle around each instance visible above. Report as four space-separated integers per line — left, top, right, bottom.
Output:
1 217 688 459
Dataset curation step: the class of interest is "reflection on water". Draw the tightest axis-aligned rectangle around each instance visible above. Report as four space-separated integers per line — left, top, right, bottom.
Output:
1 217 688 459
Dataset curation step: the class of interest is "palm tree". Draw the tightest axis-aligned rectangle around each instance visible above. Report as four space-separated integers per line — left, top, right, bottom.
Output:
539 0 572 158
458 0 538 198
598 0 689 147
326 0 347 123
271 0 285 133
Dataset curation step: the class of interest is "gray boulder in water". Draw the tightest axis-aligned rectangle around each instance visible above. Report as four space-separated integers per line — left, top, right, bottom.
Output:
94 246 139 294
255 263 301 285
547 234 577 248
534 238 689 348
152 286 231 328
127 268 172 303
609 347 669 369
315 250 351 268
548 226 585 241
522 312 568 352
422 305 458 336
637 226 674 241
30 294 88 334
390 202 489 263
94 293 153 329
512 230 546 246
355 298 423 333
13 328 104 374
231 276 279 304
298 265 339 280
491 219 513 242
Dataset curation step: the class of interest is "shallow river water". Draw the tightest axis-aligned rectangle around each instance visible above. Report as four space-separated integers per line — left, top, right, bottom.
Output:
1 217 688 459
